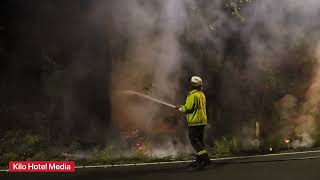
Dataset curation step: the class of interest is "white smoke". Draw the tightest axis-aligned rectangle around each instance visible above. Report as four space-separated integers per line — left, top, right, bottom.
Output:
292 133 314 149
107 1 193 156
92 0 320 154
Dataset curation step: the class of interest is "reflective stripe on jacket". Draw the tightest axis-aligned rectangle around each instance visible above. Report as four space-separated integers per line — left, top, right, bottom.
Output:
181 90 207 126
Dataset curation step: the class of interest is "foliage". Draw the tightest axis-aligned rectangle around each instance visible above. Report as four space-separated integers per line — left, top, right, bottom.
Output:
31 152 47 161
224 0 255 20
91 145 114 163
69 140 81 152
23 134 40 147
0 152 19 167
209 137 240 157
1 130 320 169
0 131 44 167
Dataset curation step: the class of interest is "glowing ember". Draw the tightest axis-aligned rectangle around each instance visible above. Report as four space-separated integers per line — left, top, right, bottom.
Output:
135 142 145 152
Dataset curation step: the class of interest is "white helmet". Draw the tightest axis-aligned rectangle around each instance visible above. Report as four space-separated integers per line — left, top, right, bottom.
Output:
190 76 203 86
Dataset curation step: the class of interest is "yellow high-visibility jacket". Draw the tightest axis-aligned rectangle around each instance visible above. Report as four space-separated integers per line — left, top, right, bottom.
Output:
181 90 207 126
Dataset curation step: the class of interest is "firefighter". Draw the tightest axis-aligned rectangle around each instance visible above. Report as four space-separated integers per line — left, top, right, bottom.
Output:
175 76 210 169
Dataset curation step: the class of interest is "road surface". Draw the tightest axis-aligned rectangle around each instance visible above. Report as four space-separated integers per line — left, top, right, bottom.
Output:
1 150 320 180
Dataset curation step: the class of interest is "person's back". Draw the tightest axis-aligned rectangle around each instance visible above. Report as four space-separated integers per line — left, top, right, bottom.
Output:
182 89 207 126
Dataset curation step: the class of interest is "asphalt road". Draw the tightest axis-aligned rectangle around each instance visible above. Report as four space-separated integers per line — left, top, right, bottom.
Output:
1 150 320 180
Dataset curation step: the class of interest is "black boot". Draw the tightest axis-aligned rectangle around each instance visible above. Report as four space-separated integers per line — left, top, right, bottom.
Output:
203 153 211 165
191 155 207 170
188 161 198 168
196 153 210 169
188 155 200 168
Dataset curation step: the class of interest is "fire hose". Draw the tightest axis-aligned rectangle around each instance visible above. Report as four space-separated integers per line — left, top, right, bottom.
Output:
120 90 176 109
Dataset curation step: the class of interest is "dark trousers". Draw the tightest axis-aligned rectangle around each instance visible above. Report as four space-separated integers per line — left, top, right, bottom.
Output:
188 125 210 165
188 125 206 154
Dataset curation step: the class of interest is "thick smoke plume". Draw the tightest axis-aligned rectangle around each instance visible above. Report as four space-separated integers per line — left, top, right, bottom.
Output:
110 0 192 156
3 0 320 159
107 0 320 154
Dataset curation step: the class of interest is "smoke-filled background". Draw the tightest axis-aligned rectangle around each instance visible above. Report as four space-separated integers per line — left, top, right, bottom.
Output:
1 0 320 161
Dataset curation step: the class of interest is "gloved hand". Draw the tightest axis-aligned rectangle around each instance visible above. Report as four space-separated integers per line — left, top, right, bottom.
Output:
175 105 183 112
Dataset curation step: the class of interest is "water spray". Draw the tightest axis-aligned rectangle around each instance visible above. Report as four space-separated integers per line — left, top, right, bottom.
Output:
120 90 176 109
